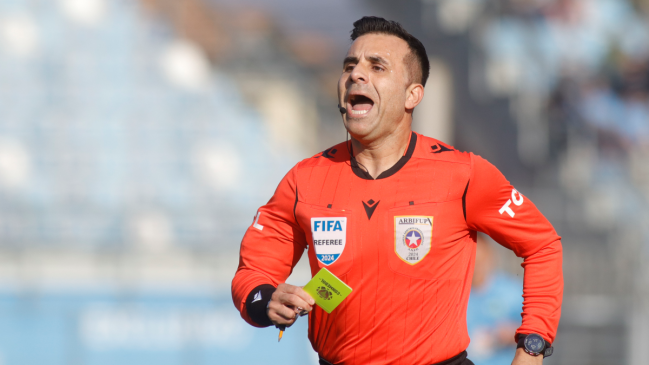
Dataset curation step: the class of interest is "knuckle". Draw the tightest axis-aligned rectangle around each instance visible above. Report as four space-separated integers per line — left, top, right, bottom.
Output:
281 309 294 320
268 311 280 321
287 293 300 303
279 293 293 305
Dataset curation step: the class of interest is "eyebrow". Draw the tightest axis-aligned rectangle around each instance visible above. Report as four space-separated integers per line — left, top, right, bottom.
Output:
343 56 358 66
343 55 390 67
367 55 389 65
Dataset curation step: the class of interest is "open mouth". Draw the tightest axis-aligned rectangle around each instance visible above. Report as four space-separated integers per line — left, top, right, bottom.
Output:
348 94 374 116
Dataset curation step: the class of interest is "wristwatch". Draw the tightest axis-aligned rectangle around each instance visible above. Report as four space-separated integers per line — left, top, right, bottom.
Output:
516 333 553 357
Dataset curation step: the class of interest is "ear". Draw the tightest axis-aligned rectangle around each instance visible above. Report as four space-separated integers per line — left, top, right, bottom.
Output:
405 83 424 110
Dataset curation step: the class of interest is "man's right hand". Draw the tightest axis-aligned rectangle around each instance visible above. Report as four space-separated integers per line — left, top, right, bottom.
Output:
267 283 315 327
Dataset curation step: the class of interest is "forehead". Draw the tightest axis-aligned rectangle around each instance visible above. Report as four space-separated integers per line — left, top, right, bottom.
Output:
346 33 410 62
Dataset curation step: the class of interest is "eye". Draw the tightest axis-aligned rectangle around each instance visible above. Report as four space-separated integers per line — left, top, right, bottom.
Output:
344 64 355 72
372 65 384 72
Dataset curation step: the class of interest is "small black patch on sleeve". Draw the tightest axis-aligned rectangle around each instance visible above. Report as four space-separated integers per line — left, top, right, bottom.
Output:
245 284 276 327
322 148 337 158
409 201 414 206
327 204 332 208
431 143 455 154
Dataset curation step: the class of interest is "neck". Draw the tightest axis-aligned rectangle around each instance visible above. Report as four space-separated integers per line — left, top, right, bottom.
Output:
349 120 412 179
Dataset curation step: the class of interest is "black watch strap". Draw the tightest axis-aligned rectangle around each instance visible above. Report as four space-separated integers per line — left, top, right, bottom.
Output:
516 334 553 358
245 284 276 327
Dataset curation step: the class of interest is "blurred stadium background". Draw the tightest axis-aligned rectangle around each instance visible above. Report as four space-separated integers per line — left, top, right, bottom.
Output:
0 0 647 364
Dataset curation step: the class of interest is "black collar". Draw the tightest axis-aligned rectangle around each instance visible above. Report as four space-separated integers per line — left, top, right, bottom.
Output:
350 132 417 180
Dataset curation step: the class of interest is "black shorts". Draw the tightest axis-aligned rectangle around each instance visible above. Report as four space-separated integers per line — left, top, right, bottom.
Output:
319 350 474 365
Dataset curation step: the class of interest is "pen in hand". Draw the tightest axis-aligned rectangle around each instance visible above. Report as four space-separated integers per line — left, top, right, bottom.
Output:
278 307 308 342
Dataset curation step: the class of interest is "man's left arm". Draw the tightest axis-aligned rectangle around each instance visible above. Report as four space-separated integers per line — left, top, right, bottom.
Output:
465 154 563 363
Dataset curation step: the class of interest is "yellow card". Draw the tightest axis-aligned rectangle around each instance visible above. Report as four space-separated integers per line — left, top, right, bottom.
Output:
303 268 353 313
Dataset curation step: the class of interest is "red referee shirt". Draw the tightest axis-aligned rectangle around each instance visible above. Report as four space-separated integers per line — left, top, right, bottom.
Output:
232 132 563 365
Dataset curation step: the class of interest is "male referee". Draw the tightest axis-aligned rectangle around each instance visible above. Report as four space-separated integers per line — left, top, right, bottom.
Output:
232 16 562 365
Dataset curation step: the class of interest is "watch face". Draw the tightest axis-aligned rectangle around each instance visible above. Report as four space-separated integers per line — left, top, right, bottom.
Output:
524 334 545 353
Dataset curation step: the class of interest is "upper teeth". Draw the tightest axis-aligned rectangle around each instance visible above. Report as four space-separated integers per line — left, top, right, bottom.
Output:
351 109 368 115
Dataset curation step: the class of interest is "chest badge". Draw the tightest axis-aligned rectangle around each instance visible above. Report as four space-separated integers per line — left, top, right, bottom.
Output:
311 217 347 265
394 216 433 265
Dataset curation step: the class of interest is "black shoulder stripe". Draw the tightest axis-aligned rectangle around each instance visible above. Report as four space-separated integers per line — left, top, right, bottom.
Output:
462 180 469 221
293 186 299 224
431 143 454 154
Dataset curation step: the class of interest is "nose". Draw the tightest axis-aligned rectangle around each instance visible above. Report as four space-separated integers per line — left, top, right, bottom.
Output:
349 63 368 84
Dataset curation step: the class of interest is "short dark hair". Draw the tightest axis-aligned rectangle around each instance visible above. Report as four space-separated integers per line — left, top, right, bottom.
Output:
350 16 430 87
